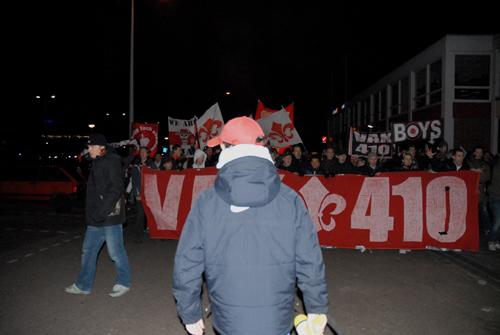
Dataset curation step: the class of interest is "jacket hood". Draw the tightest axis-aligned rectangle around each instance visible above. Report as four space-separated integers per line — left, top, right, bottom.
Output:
192 149 207 168
215 156 281 208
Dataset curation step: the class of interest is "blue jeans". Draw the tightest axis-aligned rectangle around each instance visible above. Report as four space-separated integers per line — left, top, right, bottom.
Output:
488 196 500 242
76 224 131 292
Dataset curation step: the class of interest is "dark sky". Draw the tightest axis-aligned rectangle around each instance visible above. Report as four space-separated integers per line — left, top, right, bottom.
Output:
4 0 499 149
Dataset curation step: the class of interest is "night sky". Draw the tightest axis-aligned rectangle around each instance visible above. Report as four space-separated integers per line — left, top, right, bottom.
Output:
4 0 499 152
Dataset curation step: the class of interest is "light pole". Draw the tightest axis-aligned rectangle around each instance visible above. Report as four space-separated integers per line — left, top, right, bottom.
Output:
128 0 135 137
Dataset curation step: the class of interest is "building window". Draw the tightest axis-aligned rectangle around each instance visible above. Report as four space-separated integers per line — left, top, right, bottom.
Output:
430 59 442 104
380 88 387 120
455 54 491 100
401 77 409 114
415 68 427 109
390 82 399 115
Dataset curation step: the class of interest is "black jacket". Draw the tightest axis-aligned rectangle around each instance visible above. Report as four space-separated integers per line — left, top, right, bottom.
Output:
321 158 337 176
445 161 470 171
332 161 356 175
360 164 386 176
86 152 126 226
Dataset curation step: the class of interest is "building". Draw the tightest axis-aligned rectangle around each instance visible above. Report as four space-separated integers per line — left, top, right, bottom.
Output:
331 34 500 154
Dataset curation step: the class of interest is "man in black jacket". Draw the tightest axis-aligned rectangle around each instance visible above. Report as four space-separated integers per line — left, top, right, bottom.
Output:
65 133 131 297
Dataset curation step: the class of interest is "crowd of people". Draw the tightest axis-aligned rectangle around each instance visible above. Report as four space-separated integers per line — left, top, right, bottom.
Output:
124 140 499 252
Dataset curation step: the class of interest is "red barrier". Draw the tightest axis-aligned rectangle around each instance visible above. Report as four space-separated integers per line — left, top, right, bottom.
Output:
142 168 480 251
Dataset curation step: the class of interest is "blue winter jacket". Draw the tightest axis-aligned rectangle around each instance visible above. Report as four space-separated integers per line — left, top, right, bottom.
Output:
172 156 328 335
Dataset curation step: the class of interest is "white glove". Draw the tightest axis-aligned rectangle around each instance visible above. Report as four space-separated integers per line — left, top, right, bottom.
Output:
185 319 204 335
295 313 327 335
308 313 327 335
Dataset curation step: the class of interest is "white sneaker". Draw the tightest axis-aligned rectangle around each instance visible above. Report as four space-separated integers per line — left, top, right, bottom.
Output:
109 284 130 297
65 284 90 295
488 242 497 251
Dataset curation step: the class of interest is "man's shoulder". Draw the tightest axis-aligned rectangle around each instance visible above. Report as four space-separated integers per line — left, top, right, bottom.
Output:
277 183 302 203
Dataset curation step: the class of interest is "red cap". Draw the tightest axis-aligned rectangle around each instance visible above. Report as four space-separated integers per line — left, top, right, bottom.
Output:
207 116 265 147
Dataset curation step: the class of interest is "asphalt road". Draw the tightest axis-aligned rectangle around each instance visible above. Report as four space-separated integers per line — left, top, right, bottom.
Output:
1 201 499 335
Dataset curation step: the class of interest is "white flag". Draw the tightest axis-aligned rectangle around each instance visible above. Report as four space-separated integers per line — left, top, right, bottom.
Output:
168 117 197 156
257 109 303 148
196 103 225 149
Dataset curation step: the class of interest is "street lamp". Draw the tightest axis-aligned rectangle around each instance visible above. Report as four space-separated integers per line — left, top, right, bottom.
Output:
88 124 96 129
225 91 231 95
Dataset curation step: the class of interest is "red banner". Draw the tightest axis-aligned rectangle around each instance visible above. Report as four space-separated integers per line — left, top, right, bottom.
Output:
142 169 480 251
131 122 159 157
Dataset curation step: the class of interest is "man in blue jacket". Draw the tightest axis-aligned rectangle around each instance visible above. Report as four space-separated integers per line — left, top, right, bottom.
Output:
173 117 328 335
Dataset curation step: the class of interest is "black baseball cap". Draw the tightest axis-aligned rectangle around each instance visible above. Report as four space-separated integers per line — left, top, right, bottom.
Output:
88 133 107 146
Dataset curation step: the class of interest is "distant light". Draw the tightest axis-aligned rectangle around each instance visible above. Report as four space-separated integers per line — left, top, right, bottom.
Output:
164 137 169 140
45 142 49 145
48 155 52 159
225 91 231 95
74 155 78 158
106 113 110 116
35 95 41 99
18 153 22 156
122 113 126 116
157 121 160 124
50 95 56 99
367 124 374 129
88 124 96 129
54 156 58 159
341 104 346 109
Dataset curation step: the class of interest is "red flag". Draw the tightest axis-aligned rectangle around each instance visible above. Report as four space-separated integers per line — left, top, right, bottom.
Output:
131 122 159 157
255 100 294 122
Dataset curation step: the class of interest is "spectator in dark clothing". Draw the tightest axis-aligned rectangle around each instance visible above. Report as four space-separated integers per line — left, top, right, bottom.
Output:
393 152 421 172
487 157 500 251
426 141 449 172
151 153 163 170
468 146 491 235
350 154 361 169
162 158 174 171
305 155 324 176
204 146 217 167
407 145 423 170
277 151 302 174
360 152 386 176
291 144 307 174
332 150 355 175
446 148 469 171
321 147 337 176
129 147 154 243
170 144 186 171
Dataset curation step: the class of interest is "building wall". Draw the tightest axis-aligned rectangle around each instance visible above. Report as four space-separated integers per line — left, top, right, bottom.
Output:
334 34 498 154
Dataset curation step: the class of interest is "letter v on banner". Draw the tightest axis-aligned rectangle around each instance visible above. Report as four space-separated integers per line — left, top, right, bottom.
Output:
143 173 185 231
